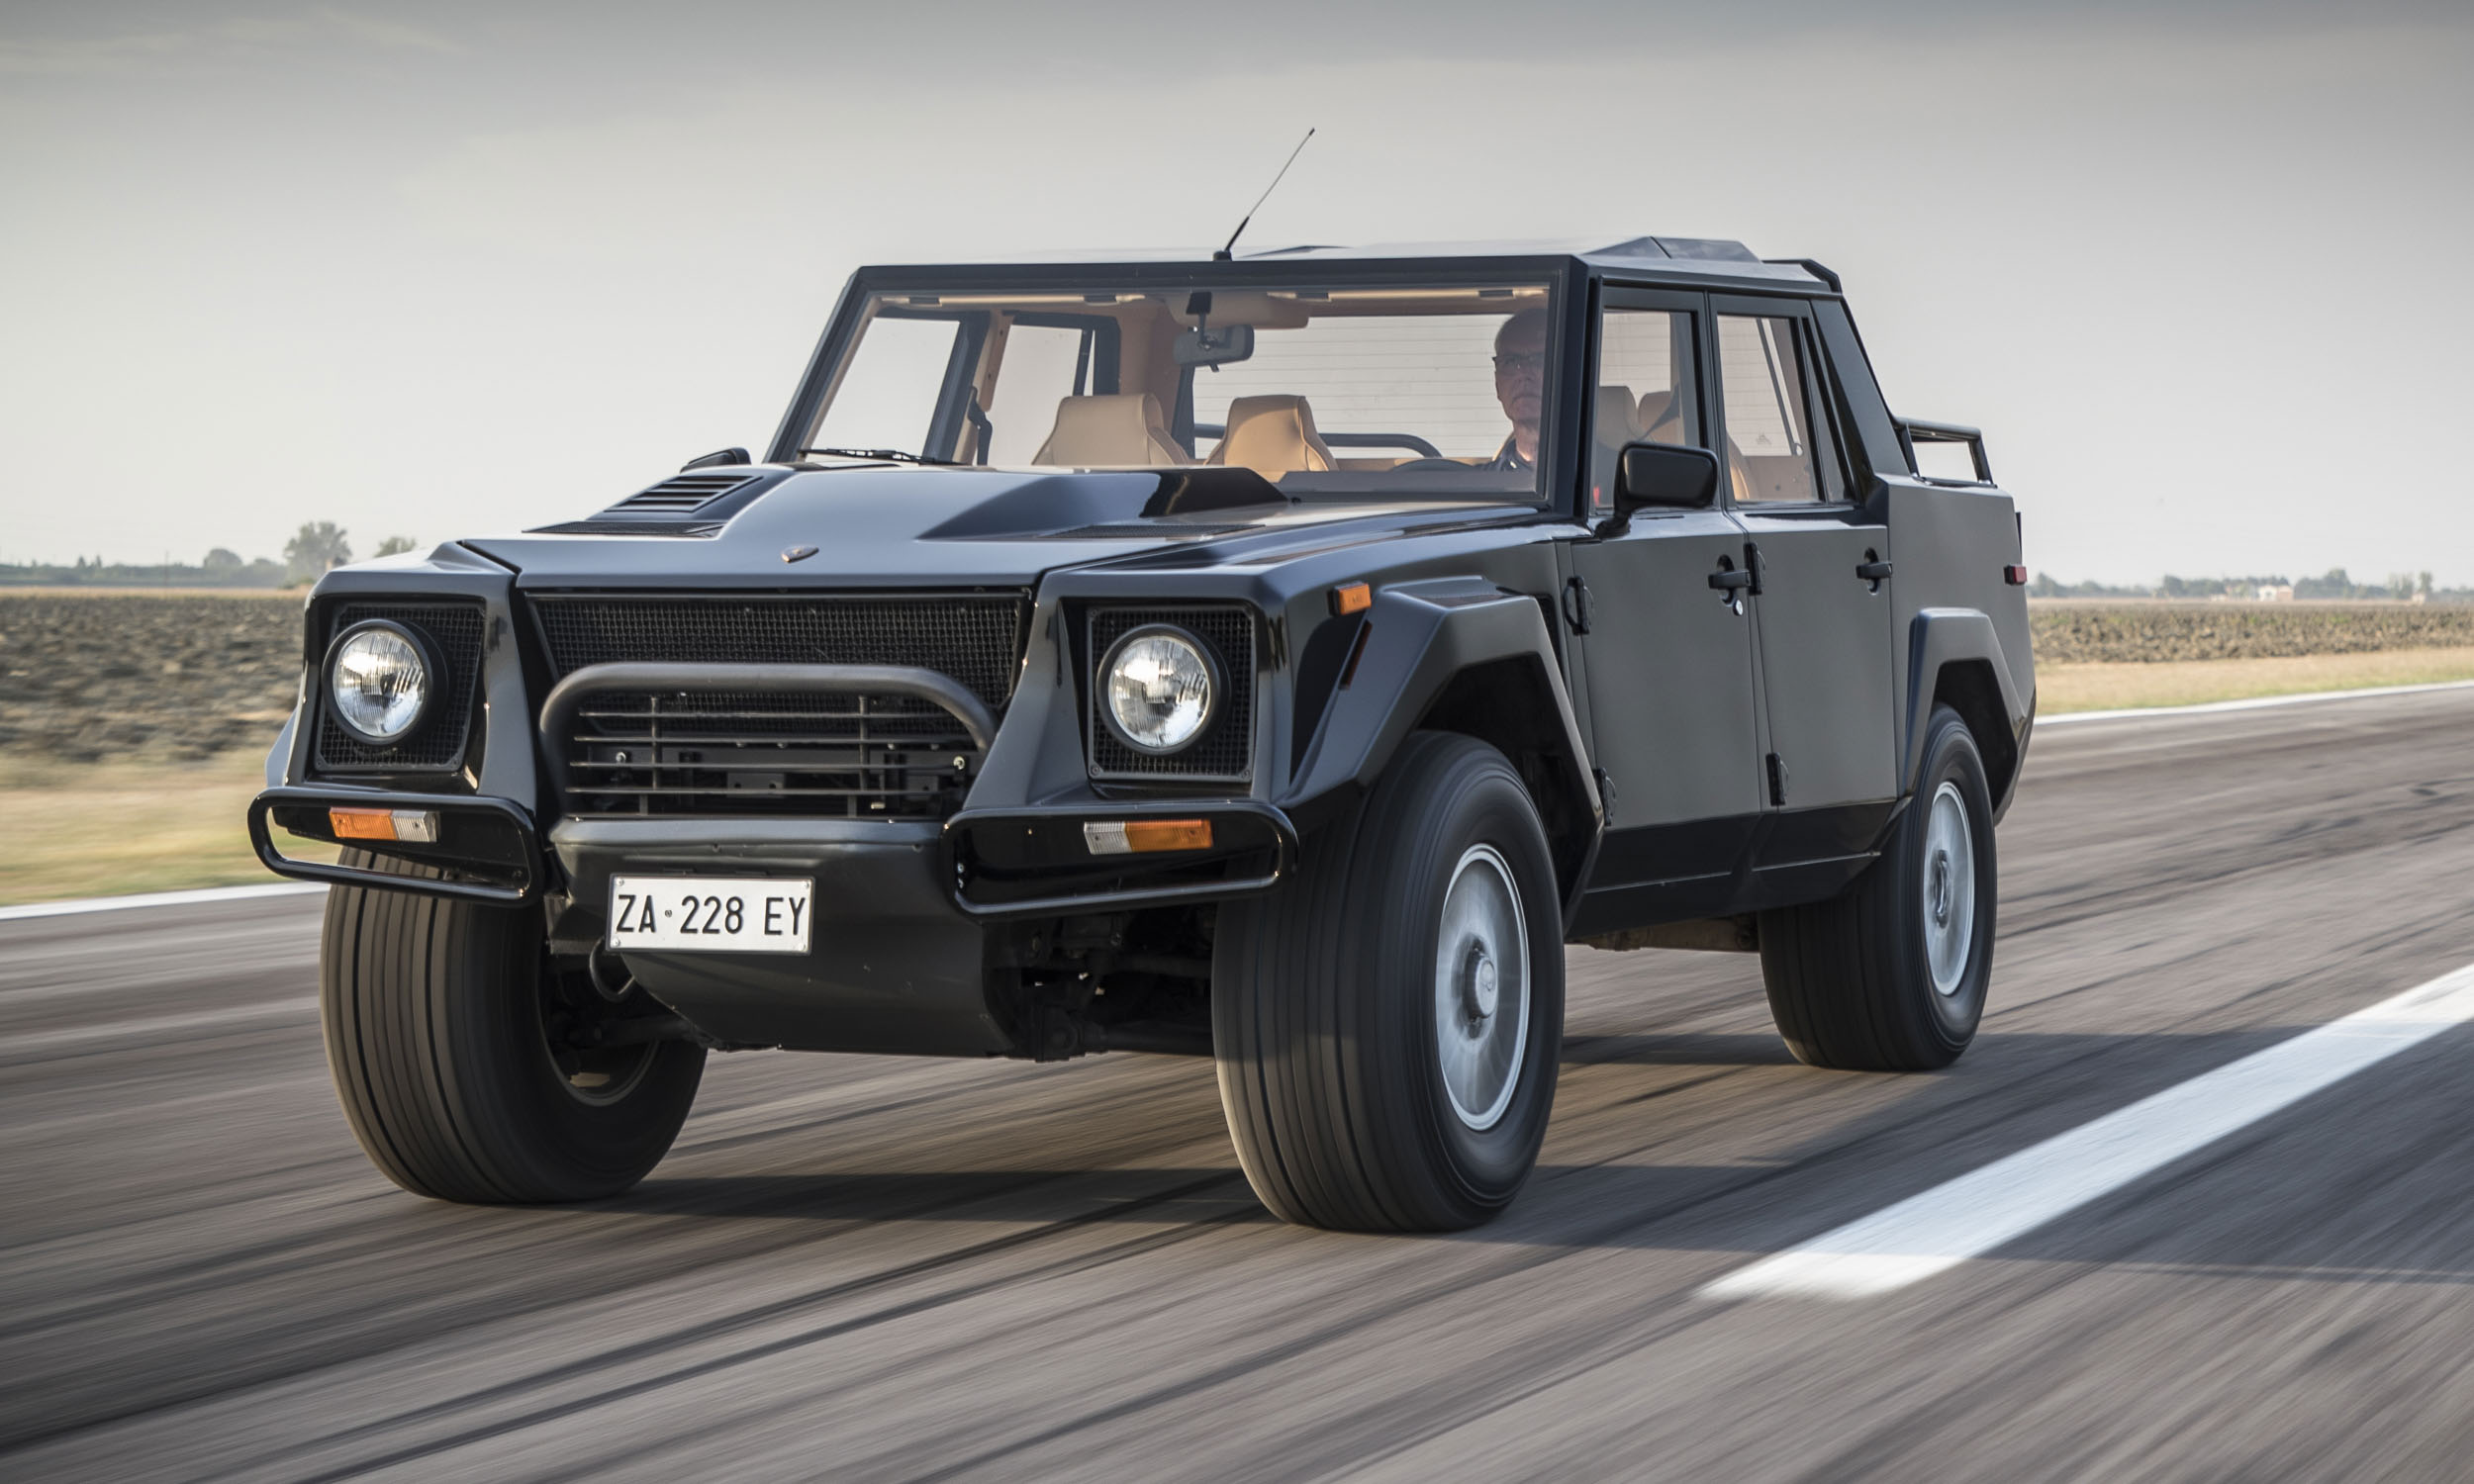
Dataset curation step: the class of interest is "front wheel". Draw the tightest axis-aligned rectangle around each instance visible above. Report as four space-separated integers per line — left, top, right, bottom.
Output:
321 853 705 1203
1213 732 1565 1231
1758 704 1998 1070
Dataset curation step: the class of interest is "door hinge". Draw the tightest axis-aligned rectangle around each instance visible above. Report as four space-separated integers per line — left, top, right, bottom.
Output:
1593 767 1617 825
1765 752 1789 807
1743 541 1765 597
1562 576 1592 634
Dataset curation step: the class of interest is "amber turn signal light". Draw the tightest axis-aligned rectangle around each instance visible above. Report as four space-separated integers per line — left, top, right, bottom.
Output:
1330 582 1372 616
1082 819 1214 856
329 807 440 844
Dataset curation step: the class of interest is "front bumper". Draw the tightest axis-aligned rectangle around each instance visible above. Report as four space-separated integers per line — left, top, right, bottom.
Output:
550 817 1005 1056
254 787 1293 1057
248 787 543 904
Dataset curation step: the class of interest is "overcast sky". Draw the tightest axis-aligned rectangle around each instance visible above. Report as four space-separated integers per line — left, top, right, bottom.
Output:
3 1 2469 584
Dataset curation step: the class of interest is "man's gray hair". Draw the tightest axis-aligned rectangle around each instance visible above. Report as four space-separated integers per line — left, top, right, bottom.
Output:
1494 306 1550 352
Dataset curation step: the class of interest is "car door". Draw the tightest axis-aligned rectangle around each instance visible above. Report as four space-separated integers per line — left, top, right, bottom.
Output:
1568 289 1766 925
1710 297 1899 866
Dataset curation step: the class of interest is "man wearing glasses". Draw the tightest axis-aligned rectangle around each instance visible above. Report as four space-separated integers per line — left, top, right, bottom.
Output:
1485 308 1550 472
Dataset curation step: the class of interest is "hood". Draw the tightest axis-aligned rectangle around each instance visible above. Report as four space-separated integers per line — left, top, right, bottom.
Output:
461 466 1526 589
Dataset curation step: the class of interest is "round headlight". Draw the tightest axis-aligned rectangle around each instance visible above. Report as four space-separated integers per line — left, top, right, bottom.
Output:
1099 625 1220 754
325 620 433 744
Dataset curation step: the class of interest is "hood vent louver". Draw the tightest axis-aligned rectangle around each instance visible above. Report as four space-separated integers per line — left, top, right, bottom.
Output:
610 472 759 514
1049 521 1253 541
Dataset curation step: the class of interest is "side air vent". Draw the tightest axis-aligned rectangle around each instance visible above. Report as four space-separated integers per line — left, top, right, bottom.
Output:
611 473 758 514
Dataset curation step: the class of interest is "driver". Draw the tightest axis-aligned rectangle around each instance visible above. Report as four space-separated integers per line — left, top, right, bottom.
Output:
1485 309 1549 471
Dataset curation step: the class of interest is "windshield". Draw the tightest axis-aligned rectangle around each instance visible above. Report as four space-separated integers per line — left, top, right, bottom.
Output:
802 279 1559 501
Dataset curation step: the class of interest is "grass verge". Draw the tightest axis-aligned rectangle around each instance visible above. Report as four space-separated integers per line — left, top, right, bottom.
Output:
0 752 336 906
2039 645 2474 713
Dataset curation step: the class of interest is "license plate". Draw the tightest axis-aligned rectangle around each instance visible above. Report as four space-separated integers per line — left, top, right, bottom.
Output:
608 876 813 954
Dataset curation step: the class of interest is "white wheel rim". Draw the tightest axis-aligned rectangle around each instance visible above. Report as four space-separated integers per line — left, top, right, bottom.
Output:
1923 780 1977 996
1433 843 1529 1130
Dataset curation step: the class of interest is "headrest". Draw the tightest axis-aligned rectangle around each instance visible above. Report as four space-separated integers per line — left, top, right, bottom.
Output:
1032 393 1186 467
1206 395 1335 479
1594 385 1639 445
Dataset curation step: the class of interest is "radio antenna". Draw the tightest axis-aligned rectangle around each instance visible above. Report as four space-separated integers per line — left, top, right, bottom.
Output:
1215 128 1315 261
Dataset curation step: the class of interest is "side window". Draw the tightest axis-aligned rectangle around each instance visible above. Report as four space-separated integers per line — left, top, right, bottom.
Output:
1717 314 1841 504
984 324 1090 465
1590 308 1698 512
811 314 962 458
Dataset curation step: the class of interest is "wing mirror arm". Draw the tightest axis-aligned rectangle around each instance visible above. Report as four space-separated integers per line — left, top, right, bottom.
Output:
1596 441 1721 536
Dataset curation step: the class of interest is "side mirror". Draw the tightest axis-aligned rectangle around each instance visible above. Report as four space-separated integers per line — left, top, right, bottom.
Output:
1613 441 1720 513
1172 324 1254 368
681 446 751 472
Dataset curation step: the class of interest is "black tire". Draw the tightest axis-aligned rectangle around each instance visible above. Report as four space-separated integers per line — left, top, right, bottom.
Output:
1213 731 1565 1231
320 852 705 1203
1758 704 1997 1071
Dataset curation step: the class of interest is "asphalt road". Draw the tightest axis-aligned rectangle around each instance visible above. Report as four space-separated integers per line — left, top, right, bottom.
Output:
6 688 2474 1482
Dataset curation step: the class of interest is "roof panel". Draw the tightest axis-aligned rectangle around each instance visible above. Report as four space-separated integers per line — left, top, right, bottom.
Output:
854 236 1827 290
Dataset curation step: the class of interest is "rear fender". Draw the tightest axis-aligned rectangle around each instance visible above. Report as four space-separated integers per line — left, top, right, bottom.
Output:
1906 608 2033 817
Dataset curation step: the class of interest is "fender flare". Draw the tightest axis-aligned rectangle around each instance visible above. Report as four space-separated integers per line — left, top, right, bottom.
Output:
1905 607 2032 807
1279 577 1602 910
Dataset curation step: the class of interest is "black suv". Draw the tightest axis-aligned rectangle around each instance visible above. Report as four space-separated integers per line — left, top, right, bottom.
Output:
251 236 2035 1231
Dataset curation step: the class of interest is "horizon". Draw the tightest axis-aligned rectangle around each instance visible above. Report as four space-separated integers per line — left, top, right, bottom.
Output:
3 1 2470 581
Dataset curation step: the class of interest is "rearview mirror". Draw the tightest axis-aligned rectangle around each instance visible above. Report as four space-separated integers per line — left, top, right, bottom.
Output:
1172 324 1254 368
1613 441 1720 513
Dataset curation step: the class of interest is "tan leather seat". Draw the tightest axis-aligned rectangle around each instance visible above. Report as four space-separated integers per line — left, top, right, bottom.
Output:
1032 394 1188 467
1636 390 1686 445
1206 395 1336 479
1631 389 1749 500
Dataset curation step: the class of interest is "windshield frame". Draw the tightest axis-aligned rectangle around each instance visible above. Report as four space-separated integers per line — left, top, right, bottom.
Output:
770 255 1591 516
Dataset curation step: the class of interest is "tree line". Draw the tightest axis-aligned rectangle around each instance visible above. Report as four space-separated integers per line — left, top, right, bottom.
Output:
2029 569 2467 602
1 522 418 588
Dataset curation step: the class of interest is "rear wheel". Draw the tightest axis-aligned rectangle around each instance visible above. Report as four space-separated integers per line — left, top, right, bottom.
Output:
320 852 705 1203
1213 732 1564 1231
1758 704 1997 1070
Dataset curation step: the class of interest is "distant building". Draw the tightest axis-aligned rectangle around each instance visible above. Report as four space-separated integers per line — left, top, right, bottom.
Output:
2256 585 2295 602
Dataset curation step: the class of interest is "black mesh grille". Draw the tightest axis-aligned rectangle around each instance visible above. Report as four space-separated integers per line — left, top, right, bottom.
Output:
313 602 486 774
533 593 1027 819
1088 606 1255 781
531 595 1026 708
562 691 978 819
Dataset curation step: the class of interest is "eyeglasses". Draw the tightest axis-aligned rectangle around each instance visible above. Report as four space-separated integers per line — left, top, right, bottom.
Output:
1493 351 1546 374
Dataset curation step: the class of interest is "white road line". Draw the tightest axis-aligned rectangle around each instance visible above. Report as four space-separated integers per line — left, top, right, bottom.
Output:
0 882 328 923
3 997 319 1057
1698 961 2474 1300
2039 678 2474 726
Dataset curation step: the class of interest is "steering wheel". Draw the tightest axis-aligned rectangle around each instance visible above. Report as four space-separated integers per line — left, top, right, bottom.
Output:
1385 457 1475 475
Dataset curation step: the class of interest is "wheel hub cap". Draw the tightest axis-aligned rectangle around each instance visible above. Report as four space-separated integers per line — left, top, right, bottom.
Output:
1922 781 1977 997
1462 946 1499 1021
1433 844 1529 1131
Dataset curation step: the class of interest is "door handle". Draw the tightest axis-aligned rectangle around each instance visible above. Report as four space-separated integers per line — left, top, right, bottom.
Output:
1708 559 1751 615
1856 559 1893 581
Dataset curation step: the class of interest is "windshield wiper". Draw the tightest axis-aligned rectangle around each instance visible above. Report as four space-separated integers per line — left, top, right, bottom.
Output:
798 446 964 466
